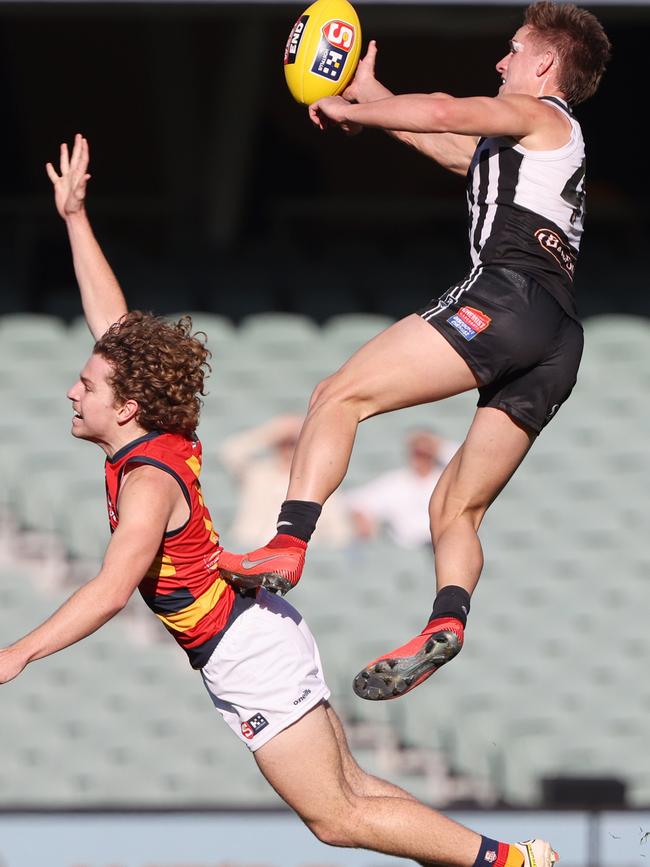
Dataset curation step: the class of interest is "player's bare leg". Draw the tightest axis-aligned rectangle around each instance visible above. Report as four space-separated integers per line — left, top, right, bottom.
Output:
324 704 438 867
287 314 478 502
354 407 534 700
219 315 478 593
429 407 534 593
255 702 556 867
256 701 480 864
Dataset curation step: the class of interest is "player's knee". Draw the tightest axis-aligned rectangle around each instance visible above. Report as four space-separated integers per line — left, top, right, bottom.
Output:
308 372 368 420
429 489 486 541
305 797 365 848
308 374 334 410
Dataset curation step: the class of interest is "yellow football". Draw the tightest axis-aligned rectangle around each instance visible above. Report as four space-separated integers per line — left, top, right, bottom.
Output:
283 0 362 105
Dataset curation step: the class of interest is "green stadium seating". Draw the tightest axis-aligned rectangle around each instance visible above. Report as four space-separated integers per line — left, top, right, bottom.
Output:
2 311 650 808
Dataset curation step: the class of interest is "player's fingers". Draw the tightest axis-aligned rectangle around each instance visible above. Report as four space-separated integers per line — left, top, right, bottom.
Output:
45 162 60 184
70 133 82 170
60 142 70 174
77 136 90 174
365 39 378 71
308 104 323 129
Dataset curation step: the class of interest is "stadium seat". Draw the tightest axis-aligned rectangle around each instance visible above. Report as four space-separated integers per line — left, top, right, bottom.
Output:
322 313 395 356
168 311 237 347
0 312 67 345
238 312 321 359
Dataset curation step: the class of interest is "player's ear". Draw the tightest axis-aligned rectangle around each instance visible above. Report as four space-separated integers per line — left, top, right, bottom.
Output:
536 49 555 78
117 399 140 425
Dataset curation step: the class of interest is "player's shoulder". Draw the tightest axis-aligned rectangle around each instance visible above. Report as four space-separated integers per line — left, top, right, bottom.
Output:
499 93 556 116
120 460 179 491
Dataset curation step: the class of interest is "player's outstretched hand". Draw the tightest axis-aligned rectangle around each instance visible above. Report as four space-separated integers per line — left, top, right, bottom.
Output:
46 133 91 220
0 647 27 685
343 39 379 104
309 96 353 130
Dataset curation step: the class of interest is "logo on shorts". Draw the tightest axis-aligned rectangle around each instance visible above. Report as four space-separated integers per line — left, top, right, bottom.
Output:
447 306 491 341
311 20 356 81
293 688 312 706
284 14 309 65
535 228 576 279
484 851 498 864
545 403 560 422
241 713 269 740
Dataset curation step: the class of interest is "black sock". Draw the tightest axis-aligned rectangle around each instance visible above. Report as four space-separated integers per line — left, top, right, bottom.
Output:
276 500 322 543
429 585 471 627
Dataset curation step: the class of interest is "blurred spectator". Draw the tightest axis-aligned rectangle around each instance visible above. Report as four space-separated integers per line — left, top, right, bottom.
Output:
345 430 458 549
219 414 351 549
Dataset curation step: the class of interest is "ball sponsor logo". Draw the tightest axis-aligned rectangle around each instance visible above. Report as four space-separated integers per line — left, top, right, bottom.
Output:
323 20 355 51
311 19 356 82
284 14 309 65
535 227 576 279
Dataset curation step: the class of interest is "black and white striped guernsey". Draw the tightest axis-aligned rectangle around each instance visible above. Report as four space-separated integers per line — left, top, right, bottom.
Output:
465 96 585 318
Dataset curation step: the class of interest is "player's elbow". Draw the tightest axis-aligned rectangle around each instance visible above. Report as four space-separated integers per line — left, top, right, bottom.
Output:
93 573 137 616
107 593 130 615
426 99 457 133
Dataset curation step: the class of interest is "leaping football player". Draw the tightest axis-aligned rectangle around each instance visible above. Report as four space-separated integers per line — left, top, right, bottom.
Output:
219 1 611 701
0 134 560 867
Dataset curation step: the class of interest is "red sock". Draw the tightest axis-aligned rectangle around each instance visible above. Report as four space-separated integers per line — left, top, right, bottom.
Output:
473 837 524 867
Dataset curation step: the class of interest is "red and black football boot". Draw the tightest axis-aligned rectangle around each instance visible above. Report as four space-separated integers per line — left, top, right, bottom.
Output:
353 617 464 700
218 534 307 596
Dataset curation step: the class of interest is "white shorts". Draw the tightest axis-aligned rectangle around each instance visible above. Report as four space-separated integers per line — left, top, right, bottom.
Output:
200 589 331 751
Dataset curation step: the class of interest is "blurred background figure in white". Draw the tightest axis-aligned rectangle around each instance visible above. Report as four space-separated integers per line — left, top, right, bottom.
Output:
219 414 351 550
346 429 458 549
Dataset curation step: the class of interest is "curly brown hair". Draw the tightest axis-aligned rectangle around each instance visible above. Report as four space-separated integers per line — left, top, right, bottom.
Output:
94 311 211 437
524 2 611 105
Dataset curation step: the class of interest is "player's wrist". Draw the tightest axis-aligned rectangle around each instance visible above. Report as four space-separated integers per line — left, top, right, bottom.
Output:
354 79 387 103
64 204 87 223
6 641 31 670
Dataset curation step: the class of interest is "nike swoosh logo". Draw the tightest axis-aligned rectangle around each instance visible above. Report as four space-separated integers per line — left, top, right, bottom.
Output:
240 554 287 569
276 521 292 528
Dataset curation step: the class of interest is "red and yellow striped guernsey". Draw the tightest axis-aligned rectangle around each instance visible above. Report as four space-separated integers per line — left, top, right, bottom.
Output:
105 430 241 668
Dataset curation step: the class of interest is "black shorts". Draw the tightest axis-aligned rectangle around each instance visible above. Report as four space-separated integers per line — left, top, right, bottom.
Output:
418 265 584 434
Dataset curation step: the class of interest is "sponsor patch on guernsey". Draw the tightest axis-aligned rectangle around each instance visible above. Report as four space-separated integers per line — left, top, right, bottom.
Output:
447 306 491 341
241 712 269 740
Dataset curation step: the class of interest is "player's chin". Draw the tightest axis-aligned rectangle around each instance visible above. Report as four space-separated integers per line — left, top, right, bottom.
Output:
70 419 90 439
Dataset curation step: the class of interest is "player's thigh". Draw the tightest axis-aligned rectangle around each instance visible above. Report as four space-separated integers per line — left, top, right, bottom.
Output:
430 406 534 529
321 314 479 419
255 702 352 821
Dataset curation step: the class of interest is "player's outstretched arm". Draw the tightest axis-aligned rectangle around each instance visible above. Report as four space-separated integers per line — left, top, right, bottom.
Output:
46 134 128 341
343 41 477 176
0 466 176 685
